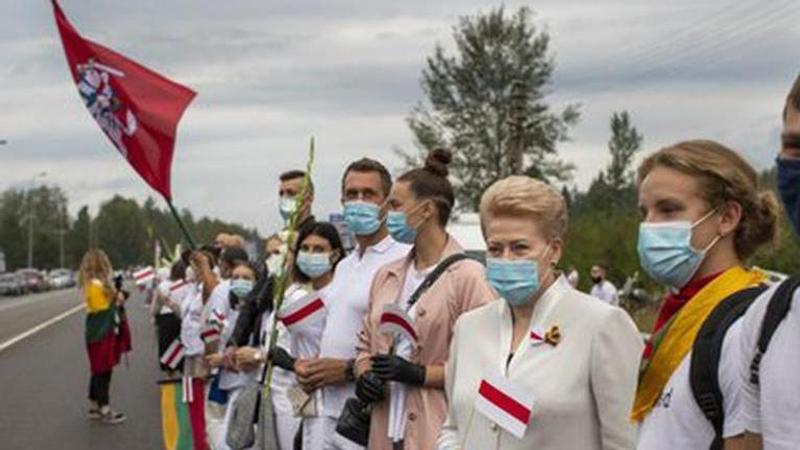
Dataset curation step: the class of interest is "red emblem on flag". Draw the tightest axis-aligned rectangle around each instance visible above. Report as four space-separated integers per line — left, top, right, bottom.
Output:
52 0 196 200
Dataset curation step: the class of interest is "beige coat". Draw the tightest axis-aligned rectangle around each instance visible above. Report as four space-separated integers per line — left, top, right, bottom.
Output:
437 276 643 450
356 237 495 450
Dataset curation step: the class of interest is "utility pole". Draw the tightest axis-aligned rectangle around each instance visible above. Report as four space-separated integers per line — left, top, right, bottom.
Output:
27 172 47 268
508 80 529 176
59 206 66 269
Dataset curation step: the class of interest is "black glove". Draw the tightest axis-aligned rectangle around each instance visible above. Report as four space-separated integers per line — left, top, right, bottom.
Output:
355 372 385 404
370 354 426 386
268 346 296 372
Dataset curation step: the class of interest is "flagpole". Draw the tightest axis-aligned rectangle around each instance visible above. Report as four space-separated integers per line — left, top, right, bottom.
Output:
165 199 196 250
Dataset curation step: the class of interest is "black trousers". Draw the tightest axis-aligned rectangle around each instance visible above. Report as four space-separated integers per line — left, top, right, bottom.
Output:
89 371 112 406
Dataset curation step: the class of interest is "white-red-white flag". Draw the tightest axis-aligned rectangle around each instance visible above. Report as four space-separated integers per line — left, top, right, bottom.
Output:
160 339 185 370
474 371 536 439
378 304 418 345
277 293 326 330
133 266 155 286
200 323 221 345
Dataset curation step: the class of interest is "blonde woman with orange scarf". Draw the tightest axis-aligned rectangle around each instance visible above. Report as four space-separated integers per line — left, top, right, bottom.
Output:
632 141 779 449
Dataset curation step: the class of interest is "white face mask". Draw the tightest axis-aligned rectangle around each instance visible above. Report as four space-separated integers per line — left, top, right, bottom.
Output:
279 196 298 221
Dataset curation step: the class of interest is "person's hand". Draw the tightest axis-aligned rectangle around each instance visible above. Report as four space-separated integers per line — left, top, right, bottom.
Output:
355 371 385 404
370 354 426 386
189 251 211 272
223 346 238 371
268 346 297 372
294 358 348 392
234 346 264 370
204 353 224 369
782 77 800 160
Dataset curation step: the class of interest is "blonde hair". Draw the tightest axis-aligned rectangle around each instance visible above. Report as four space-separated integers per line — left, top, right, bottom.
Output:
479 176 568 240
638 139 779 259
78 248 113 293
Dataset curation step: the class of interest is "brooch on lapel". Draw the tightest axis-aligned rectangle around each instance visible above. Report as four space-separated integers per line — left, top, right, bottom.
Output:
544 325 561 346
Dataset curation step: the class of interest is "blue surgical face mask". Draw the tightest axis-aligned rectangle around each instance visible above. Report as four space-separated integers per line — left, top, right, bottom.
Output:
486 246 552 306
279 196 298 221
230 279 254 298
297 251 332 279
637 209 721 289
387 211 416 244
343 201 383 236
777 157 800 235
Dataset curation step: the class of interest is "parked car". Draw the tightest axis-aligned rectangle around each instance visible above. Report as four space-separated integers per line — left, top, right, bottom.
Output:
0 273 27 296
16 269 48 293
48 269 75 289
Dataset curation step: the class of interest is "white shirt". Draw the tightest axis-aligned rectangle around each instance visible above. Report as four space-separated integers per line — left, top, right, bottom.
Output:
733 281 800 450
264 283 310 415
318 235 411 418
438 277 643 450
636 320 744 449
591 280 620 306
180 283 205 356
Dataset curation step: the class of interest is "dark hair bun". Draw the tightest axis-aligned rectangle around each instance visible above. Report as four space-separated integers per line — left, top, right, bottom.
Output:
424 148 452 178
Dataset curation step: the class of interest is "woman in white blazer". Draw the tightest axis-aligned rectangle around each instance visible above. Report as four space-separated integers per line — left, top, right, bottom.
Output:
437 176 643 450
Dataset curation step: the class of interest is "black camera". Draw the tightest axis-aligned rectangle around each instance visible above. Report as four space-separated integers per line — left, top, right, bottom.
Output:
113 274 124 291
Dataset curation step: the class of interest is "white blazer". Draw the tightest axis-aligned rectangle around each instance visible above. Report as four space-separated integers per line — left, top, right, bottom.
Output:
437 276 643 450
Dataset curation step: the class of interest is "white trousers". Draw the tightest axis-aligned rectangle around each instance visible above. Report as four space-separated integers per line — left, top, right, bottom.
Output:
274 409 301 450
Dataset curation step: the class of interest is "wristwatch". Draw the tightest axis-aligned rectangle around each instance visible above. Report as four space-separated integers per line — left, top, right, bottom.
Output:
345 358 356 382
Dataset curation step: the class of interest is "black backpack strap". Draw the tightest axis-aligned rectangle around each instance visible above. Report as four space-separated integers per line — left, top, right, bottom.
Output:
750 274 800 386
690 285 767 450
406 253 477 309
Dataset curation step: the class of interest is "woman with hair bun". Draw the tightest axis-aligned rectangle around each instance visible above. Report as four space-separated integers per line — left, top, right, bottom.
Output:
632 140 780 449
354 149 496 450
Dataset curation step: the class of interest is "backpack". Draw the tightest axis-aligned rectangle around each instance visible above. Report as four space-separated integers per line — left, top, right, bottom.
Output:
689 285 767 450
689 274 800 450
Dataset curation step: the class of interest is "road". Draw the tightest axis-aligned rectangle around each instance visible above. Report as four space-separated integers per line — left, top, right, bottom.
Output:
0 287 164 449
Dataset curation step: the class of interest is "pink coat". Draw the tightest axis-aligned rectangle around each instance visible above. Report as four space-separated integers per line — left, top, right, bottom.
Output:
356 237 495 450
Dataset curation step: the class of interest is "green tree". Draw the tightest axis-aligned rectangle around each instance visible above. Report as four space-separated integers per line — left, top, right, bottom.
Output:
67 205 92 267
94 195 149 268
575 111 643 216
400 6 579 210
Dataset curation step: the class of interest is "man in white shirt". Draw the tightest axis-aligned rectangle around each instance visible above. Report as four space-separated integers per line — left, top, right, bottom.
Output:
292 158 411 449
590 264 620 306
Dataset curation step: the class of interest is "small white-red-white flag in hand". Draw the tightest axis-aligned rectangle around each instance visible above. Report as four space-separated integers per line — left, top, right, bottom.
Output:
378 304 418 345
474 370 536 439
277 292 326 331
133 266 155 286
160 339 185 370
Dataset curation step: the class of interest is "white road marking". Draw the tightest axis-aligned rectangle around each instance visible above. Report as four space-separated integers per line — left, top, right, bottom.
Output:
0 303 84 353
0 289 76 314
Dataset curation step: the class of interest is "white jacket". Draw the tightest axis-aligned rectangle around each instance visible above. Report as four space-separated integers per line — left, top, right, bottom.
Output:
437 276 643 450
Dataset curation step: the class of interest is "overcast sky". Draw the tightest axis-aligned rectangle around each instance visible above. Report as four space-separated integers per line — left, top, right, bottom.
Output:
1 0 798 234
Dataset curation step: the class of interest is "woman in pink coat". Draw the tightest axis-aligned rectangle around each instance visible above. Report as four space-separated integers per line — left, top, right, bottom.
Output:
355 149 496 450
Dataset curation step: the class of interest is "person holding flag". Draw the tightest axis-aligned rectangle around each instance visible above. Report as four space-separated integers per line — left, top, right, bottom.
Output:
437 176 642 450
79 248 132 425
268 221 346 448
354 149 495 450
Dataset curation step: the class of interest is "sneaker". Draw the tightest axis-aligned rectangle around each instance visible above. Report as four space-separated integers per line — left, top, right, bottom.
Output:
100 409 126 425
87 408 102 420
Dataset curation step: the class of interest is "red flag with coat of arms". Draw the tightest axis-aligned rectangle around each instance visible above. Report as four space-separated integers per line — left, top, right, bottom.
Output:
51 0 195 200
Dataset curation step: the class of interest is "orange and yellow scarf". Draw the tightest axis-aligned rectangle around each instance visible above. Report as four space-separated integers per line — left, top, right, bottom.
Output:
631 266 766 422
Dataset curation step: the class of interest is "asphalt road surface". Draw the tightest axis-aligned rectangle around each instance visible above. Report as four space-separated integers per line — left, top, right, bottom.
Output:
0 287 164 449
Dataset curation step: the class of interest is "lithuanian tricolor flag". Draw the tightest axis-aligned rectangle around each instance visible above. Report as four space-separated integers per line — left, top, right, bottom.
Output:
159 378 208 450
